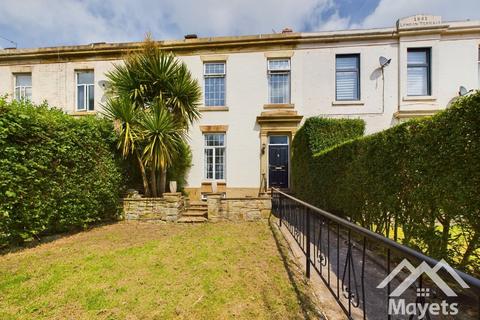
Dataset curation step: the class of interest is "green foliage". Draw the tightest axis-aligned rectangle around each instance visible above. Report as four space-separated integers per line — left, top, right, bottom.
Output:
104 39 201 197
291 117 365 200
139 100 186 171
0 98 123 246
291 92 480 273
167 142 192 192
105 38 201 129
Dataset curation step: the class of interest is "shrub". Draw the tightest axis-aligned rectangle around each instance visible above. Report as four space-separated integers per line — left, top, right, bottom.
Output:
0 98 123 246
291 117 365 203
291 92 480 273
166 141 192 193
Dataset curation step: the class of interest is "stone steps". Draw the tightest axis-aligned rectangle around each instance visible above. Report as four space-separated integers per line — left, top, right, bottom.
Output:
177 216 208 223
186 206 208 212
184 210 207 216
177 200 208 223
188 202 208 209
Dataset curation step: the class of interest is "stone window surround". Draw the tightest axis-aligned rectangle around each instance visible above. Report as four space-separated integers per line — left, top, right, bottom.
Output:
200 125 228 185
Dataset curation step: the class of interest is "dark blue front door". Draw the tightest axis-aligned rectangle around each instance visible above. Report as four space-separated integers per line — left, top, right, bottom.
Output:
268 144 289 188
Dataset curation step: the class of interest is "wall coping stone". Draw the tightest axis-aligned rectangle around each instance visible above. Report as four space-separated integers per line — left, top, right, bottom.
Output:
222 197 271 201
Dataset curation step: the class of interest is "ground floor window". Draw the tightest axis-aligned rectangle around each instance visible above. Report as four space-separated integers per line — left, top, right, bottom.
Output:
204 133 225 180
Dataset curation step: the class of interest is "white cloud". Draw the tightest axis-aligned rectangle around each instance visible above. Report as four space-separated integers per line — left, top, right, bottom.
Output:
1 0 479 48
0 0 335 48
357 0 480 29
315 11 351 31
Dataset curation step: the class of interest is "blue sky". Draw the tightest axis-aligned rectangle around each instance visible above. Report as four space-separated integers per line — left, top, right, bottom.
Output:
0 0 479 49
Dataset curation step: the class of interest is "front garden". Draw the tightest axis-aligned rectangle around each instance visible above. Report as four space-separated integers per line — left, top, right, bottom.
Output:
0 221 315 320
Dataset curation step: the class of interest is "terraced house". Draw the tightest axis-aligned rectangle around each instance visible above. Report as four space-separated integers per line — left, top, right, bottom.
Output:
1 14 479 200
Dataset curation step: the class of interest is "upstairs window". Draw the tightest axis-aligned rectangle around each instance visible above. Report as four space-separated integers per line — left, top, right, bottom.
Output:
335 54 360 101
76 71 94 111
204 133 225 180
204 62 226 106
14 74 32 101
268 59 290 104
407 48 431 96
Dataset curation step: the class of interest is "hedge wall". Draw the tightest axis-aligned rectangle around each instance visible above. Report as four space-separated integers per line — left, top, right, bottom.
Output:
291 92 480 273
291 117 365 202
0 98 123 246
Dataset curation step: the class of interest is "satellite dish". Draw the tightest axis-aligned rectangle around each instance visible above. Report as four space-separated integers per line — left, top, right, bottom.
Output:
459 86 468 96
98 80 110 89
379 56 391 68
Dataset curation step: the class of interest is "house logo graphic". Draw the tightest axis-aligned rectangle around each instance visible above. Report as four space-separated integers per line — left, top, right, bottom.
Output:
378 259 469 297
377 259 470 318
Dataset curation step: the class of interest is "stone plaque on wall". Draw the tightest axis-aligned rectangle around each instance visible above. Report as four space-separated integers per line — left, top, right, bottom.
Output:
397 15 442 29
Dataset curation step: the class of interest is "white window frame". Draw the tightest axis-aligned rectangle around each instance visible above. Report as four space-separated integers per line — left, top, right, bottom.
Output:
76 71 95 111
267 59 291 104
203 133 226 181
14 73 32 101
203 62 226 106
407 48 431 96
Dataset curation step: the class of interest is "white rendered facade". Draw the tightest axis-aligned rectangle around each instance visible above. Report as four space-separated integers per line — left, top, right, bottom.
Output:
1 15 479 199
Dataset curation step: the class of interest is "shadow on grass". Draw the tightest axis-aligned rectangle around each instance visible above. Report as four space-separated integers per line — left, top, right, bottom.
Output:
0 220 120 256
268 216 325 320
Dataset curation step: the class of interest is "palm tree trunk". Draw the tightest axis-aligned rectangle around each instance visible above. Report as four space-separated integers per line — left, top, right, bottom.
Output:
150 167 158 197
136 152 150 197
159 168 167 196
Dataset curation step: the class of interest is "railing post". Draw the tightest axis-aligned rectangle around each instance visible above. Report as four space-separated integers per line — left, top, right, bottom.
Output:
279 192 283 227
306 208 311 278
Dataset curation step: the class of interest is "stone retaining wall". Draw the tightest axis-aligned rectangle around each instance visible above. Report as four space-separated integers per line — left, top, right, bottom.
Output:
123 192 184 221
207 194 271 222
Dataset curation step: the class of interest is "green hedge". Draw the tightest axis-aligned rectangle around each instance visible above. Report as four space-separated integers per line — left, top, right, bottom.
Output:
291 92 480 273
291 117 365 202
0 98 123 246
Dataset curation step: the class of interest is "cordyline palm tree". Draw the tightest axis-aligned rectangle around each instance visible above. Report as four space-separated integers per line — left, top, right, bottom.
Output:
103 38 201 197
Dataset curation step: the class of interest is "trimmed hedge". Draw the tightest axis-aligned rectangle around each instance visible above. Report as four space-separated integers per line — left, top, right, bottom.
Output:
0 98 123 246
291 117 365 201
291 92 480 273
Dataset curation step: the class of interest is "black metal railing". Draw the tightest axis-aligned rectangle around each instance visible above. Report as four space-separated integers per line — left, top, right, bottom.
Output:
271 188 480 320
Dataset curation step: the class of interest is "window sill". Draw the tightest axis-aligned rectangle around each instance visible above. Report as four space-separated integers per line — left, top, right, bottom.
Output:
263 103 295 109
72 111 96 116
331 100 364 106
199 106 229 112
201 180 227 185
403 96 436 102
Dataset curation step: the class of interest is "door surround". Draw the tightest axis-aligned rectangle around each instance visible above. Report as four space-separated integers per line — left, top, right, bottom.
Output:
256 109 303 192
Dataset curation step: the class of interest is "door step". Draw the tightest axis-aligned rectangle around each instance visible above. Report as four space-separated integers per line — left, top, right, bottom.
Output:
177 216 208 223
177 199 208 223
183 210 207 217
189 200 207 206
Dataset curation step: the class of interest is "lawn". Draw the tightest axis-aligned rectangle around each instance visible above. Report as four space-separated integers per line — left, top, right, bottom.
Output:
0 221 312 319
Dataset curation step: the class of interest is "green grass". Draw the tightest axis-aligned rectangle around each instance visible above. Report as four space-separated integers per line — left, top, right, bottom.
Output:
0 221 307 319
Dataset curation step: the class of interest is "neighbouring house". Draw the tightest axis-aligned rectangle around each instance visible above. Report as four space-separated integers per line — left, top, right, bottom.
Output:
1 15 479 200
